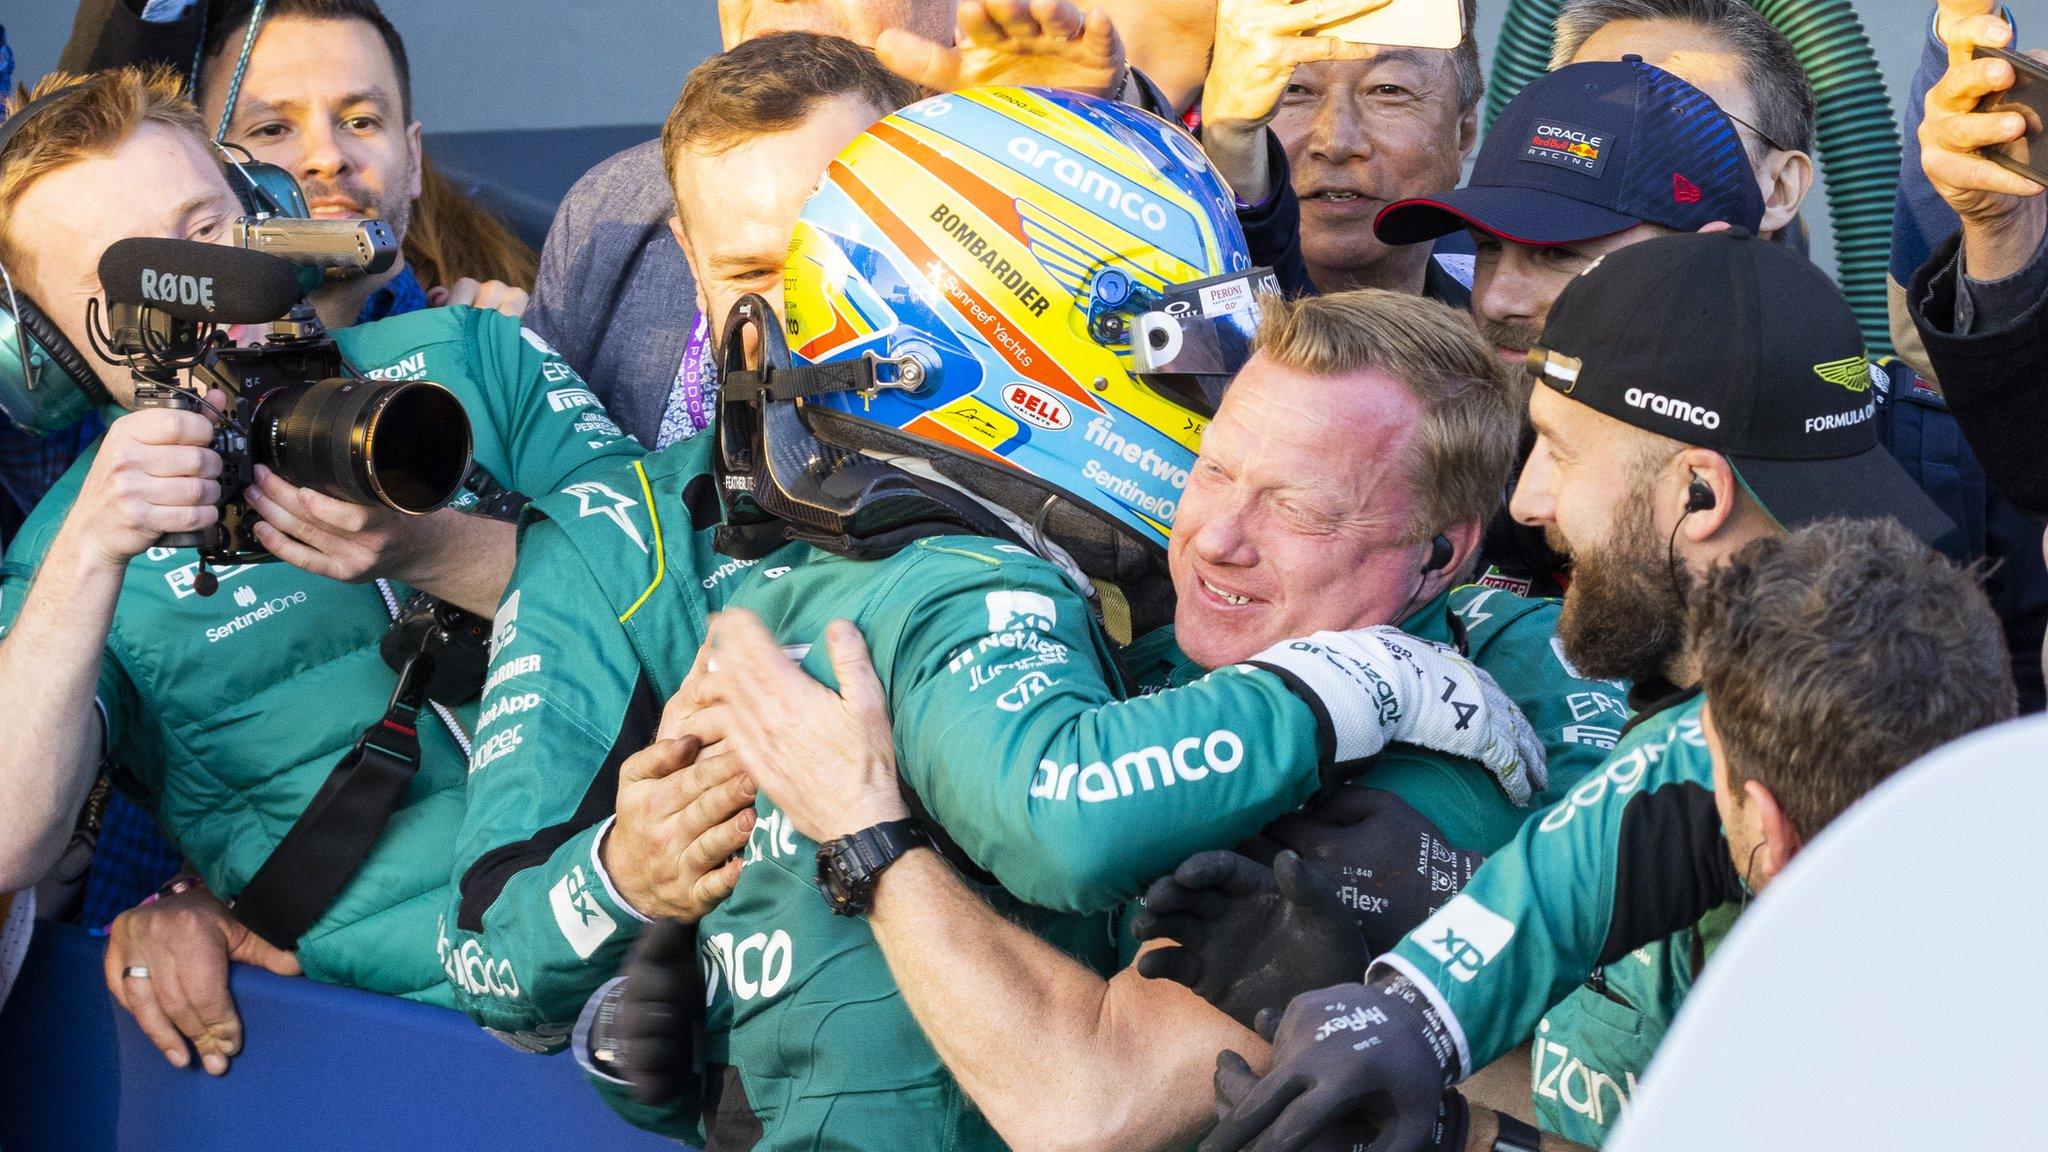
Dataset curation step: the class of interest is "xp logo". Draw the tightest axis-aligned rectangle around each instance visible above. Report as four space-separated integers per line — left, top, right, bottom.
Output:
986 589 1058 633
1002 383 1072 431
490 590 520 658
1413 894 1515 982
549 865 618 961
139 268 215 310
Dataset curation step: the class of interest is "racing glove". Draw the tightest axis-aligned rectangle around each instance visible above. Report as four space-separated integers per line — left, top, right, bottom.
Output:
1246 628 1547 806
1132 850 1367 1029
1243 788 1484 957
573 918 702 1107
1201 972 1458 1152
1212 1065 1474 1152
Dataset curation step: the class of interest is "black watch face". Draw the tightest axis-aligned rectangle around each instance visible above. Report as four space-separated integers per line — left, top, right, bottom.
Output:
816 843 862 912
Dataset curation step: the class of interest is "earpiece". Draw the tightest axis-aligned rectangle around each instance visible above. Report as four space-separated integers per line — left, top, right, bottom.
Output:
1686 475 1716 514
1421 533 1455 574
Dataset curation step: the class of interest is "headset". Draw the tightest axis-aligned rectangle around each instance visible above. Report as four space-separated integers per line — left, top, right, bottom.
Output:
1422 532 1455 574
1687 474 1717 514
1664 471 1718 604
0 33 307 434
0 85 115 434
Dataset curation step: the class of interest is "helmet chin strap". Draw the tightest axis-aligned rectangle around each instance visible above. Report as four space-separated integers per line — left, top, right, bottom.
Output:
874 452 1096 596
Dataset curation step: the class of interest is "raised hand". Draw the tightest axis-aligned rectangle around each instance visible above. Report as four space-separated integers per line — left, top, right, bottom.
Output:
878 0 1126 98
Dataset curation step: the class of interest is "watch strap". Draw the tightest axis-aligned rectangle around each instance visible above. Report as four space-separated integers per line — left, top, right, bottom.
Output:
818 818 930 915
1492 1114 1542 1152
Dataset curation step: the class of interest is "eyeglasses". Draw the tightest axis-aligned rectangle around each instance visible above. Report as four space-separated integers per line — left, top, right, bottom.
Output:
1720 107 1792 156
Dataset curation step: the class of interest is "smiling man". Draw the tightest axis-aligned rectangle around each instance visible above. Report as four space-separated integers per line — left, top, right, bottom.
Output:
605 289 1626 1152
195 0 525 329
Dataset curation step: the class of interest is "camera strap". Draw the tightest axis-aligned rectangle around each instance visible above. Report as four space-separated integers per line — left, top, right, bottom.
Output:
230 649 434 952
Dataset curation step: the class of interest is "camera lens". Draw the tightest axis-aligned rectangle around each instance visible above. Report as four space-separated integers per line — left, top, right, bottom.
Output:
254 378 472 515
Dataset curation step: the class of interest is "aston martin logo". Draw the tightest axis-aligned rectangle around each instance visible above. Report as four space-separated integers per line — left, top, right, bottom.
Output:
1812 356 1871 394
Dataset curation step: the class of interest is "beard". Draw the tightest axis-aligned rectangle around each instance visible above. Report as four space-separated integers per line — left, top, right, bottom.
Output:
1478 314 1543 358
1554 482 1691 685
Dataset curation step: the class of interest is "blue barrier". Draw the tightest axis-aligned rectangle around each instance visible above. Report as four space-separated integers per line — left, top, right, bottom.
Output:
0 923 682 1151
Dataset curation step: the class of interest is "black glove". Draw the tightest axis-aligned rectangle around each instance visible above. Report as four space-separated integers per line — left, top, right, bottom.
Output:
575 918 703 1107
1243 788 1483 957
1201 973 1459 1152
1132 850 1368 1030
1211 1070 1473 1152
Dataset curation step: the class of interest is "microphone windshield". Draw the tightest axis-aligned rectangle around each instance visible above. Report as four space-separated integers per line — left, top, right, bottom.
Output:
98 237 303 324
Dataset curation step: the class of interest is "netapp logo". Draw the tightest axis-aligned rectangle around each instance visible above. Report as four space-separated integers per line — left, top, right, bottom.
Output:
1623 387 1720 429
140 269 215 310
1006 137 1171 233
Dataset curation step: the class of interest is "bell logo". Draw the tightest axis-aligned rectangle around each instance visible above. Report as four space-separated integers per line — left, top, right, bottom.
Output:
1672 172 1701 204
1002 383 1072 431
233 584 258 608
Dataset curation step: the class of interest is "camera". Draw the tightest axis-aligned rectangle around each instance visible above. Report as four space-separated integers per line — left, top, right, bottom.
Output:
90 224 473 595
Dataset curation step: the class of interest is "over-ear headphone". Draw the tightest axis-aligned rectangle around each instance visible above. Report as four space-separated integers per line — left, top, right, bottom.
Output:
1686 474 1716 514
1421 533 1454 574
0 84 114 433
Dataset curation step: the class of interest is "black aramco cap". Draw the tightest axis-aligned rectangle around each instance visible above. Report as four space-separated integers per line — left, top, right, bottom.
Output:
1527 230 1951 542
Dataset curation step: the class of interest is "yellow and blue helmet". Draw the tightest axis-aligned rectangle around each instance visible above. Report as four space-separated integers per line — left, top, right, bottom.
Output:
716 87 1273 567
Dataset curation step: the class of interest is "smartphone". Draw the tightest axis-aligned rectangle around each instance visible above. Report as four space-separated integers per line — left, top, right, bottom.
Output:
1974 44 2048 189
1321 0 1465 51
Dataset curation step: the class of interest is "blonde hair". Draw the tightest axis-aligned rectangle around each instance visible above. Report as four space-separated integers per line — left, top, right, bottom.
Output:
1 66 207 277
1253 289 1520 543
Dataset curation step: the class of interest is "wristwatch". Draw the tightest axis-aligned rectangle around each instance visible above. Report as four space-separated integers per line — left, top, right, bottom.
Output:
815 818 932 916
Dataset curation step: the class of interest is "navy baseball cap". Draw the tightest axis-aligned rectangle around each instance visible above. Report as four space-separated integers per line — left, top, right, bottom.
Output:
1375 57 1765 247
1527 231 1951 543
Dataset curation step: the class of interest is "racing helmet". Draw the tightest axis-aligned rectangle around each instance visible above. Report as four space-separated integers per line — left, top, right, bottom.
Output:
717 87 1273 571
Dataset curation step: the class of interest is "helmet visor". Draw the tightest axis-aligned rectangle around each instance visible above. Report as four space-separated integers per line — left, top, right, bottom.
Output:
1130 268 1279 417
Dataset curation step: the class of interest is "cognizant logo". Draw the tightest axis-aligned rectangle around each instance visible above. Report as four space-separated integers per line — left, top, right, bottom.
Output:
1030 729 1244 803
1007 137 1172 233
205 590 308 643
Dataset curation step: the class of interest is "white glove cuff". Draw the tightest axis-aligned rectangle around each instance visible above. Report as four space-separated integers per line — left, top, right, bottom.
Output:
1244 634 1399 764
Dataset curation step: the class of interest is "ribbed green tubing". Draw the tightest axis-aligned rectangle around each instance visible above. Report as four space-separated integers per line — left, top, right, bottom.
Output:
1484 0 1901 356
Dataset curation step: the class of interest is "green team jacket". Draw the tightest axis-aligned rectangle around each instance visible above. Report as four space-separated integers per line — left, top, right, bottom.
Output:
0 307 639 1003
445 439 1624 1148
1375 690 1744 1135
1529 901 1737 1144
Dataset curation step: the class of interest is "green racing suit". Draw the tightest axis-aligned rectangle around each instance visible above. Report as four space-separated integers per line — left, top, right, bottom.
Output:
0 306 640 1002
1372 690 1746 1146
443 437 1624 1148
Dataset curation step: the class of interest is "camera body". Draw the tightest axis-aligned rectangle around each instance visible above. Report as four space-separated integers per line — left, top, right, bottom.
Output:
94 225 474 589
